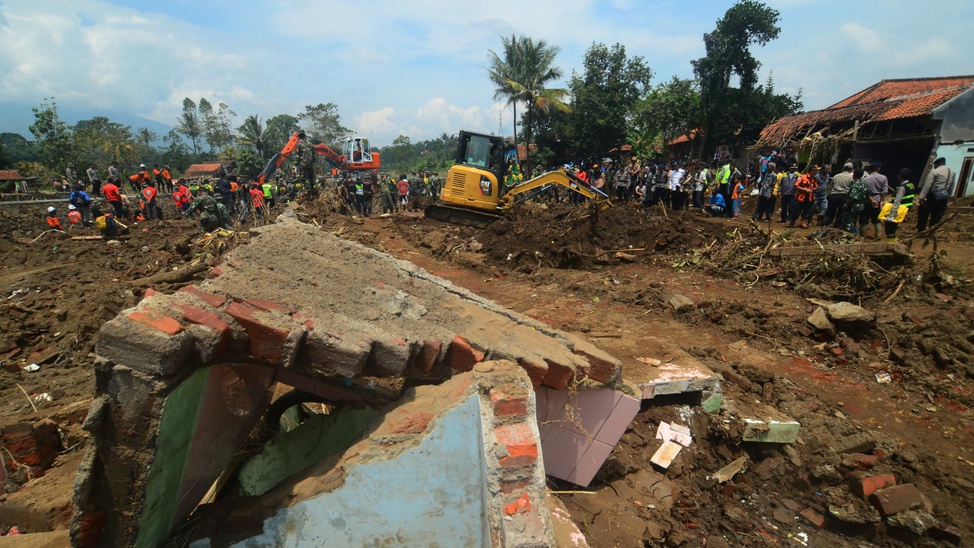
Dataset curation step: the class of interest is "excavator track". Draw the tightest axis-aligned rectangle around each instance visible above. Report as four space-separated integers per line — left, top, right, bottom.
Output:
424 203 504 229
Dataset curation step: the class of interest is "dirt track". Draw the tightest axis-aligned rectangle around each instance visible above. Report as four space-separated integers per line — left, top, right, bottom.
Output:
0 194 972 545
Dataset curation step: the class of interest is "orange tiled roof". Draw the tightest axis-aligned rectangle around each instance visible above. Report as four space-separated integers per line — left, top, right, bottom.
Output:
181 162 232 179
0 170 36 181
760 76 974 144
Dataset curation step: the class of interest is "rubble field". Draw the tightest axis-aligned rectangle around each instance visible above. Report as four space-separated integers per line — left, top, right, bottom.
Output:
0 192 972 546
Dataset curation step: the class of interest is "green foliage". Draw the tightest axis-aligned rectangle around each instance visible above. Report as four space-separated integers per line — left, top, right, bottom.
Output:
488 34 569 173
161 129 192 173
0 133 40 167
378 133 457 173
177 98 203 155
298 103 350 147
233 146 265 178
692 0 800 155
568 43 652 162
29 98 72 173
264 114 300 154
73 116 138 169
236 115 268 159
634 77 701 153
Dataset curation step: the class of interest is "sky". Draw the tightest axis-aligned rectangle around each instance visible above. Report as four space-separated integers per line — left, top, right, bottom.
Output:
1 0 971 148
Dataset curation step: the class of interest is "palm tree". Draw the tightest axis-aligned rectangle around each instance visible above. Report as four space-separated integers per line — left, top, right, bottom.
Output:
487 35 570 173
237 115 268 159
137 127 157 158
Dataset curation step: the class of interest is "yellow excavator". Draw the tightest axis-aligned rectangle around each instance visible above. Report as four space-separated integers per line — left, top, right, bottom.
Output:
424 130 609 228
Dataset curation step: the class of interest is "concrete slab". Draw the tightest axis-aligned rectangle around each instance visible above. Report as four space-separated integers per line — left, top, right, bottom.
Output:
724 397 801 444
624 356 721 401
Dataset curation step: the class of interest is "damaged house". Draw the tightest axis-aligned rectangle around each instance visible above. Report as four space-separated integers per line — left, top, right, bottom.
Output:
758 75 974 199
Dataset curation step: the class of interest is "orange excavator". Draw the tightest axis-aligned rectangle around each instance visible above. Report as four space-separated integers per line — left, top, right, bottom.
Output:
256 131 381 185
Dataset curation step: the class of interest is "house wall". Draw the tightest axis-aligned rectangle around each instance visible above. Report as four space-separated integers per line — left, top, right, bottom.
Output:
934 141 974 198
935 87 974 143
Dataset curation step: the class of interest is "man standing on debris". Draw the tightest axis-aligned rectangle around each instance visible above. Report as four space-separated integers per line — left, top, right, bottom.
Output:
65 163 79 186
86 163 102 195
823 163 854 227
187 187 224 232
813 165 830 225
140 181 160 221
777 165 799 224
101 178 123 217
751 162 777 222
915 157 956 232
862 162 889 238
294 130 316 186
789 166 819 228
668 163 685 210
881 168 914 242
69 184 93 227
107 161 121 190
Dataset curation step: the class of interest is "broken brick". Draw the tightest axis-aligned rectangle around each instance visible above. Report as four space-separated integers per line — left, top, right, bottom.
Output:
495 423 538 461
127 310 184 336
245 299 294 314
491 389 528 418
409 340 442 375
444 335 484 372
870 483 924 516
499 477 533 494
503 493 531 516
225 302 291 365
541 359 574 390
851 473 896 498
175 304 231 356
178 285 227 308
517 357 548 388
800 508 826 528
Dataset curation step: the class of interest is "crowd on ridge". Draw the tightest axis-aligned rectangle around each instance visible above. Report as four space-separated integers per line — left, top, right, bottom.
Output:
41 147 958 241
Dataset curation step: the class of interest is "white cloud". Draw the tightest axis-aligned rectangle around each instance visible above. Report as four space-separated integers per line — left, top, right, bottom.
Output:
840 22 884 53
355 107 397 136
892 38 957 68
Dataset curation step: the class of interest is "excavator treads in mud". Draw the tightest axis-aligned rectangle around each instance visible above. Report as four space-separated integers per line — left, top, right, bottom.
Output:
424 204 504 229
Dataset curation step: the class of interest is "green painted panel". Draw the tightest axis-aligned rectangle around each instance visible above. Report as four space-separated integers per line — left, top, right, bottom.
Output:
135 366 210 548
238 406 379 497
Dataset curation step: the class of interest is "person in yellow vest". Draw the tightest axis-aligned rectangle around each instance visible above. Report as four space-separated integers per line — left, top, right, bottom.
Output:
880 168 914 242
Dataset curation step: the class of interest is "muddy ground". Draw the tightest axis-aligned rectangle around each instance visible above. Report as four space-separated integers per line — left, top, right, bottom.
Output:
0 191 972 546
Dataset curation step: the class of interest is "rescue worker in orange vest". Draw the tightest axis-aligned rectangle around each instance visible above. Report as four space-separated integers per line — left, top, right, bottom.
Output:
789 166 820 228
141 181 160 220
45 206 63 230
67 204 82 225
161 166 173 193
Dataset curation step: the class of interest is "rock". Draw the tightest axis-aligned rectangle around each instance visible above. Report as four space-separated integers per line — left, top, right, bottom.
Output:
421 231 447 250
932 347 953 368
668 294 694 311
807 307 835 335
826 302 875 324
887 509 937 536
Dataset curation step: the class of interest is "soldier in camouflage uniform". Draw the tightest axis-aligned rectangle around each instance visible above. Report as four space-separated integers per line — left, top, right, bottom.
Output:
294 130 316 186
187 188 224 232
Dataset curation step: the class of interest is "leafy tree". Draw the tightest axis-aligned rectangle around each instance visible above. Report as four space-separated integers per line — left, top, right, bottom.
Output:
161 129 192 173
29 98 72 173
692 0 800 155
568 43 652 162
232 146 265 179
73 117 138 169
177 98 203 156
137 126 157 158
264 114 300 154
0 133 40 167
237 115 268 159
298 103 350 146
634 77 702 157
488 34 570 173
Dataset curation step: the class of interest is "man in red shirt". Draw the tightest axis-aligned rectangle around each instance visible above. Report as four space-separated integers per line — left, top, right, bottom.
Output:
396 175 410 212
102 180 123 216
249 182 267 218
141 182 160 220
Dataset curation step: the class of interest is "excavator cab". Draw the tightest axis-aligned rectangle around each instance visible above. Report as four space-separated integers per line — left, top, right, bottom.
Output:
441 131 507 210
343 137 372 166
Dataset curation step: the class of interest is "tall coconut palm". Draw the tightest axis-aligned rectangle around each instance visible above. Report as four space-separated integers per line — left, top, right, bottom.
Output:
237 115 268 159
487 35 570 173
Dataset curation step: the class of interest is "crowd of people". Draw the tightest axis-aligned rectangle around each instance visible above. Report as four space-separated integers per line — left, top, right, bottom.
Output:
42 148 959 242
558 149 958 242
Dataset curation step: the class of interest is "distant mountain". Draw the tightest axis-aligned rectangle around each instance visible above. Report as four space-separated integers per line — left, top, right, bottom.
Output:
0 102 173 144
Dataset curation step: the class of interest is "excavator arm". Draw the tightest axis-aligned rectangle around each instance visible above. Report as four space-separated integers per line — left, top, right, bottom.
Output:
256 132 381 185
256 131 301 185
498 169 609 208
